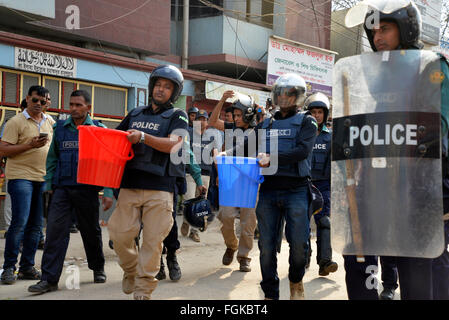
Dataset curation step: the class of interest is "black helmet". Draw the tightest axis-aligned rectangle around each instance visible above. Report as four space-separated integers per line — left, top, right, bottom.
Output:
231 93 257 126
271 73 307 109
304 92 331 124
183 196 214 232
148 65 184 103
345 0 422 52
187 106 199 114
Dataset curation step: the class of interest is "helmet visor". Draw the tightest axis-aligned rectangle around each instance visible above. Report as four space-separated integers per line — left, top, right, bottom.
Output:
272 86 305 108
345 0 412 28
231 92 253 107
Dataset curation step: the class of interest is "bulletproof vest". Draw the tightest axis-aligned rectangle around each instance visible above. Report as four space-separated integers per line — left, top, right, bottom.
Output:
125 106 185 177
261 112 312 178
53 119 101 187
190 128 217 175
312 129 331 181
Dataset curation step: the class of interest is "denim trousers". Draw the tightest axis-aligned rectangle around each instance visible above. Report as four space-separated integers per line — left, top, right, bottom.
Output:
256 185 310 300
3 179 45 270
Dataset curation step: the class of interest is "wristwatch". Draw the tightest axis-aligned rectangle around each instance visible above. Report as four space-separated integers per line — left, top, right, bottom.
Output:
140 131 145 144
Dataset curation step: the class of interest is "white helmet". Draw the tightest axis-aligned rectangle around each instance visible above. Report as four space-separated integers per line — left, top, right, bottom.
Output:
271 73 307 109
345 0 422 51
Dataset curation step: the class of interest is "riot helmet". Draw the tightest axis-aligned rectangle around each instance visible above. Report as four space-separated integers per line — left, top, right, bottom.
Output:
304 92 331 125
183 196 214 232
148 65 184 104
271 73 307 110
187 106 199 114
345 0 422 51
231 93 257 127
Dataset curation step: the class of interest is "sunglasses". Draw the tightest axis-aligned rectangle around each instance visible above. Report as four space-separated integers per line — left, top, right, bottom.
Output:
31 97 47 106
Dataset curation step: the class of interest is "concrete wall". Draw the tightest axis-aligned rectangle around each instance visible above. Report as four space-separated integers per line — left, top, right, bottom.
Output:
330 9 372 62
0 43 196 111
187 15 272 62
222 15 272 63
40 0 171 55
0 0 55 19
188 16 224 57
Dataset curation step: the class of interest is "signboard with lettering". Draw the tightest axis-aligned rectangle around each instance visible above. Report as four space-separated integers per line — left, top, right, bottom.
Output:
15 47 77 78
266 36 335 96
205 81 271 107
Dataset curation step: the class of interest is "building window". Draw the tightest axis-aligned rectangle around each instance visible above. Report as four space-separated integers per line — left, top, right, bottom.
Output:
0 69 40 107
42 76 128 122
93 86 127 118
45 78 60 109
171 0 223 21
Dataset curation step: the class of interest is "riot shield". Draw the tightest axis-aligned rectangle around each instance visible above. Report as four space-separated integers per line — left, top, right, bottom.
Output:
331 50 445 258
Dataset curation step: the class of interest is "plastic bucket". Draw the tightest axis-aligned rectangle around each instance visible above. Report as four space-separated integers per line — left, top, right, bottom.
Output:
216 156 264 208
77 125 134 188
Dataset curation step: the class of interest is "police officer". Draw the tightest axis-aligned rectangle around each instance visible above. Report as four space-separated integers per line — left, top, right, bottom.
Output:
181 110 221 242
256 73 317 300
211 93 259 272
227 73 316 300
304 92 338 277
156 142 206 281
187 106 199 127
342 0 449 300
107 65 188 300
28 90 113 294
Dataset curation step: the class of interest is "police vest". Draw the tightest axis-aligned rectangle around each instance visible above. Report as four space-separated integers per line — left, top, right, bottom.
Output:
53 119 101 187
261 112 312 178
190 128 218 175
311 129 331 181
125 106 186 177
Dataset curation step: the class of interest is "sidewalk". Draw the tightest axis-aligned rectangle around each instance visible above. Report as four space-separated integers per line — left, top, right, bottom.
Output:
0 215 353 300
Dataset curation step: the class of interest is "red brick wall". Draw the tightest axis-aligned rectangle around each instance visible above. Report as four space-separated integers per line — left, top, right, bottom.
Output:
285 0 331 50
46 0 171 55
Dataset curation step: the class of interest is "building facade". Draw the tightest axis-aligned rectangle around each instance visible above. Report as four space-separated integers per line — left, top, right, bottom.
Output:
0 0 331 228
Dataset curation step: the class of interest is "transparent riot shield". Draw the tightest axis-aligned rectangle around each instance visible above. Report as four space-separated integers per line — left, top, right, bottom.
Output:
331 50 445 258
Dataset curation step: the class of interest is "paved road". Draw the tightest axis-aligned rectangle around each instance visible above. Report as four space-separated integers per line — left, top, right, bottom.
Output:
0 215 389 300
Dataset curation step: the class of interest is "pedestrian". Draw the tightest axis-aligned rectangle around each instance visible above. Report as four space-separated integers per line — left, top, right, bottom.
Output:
379 256 398 300
156 141 206 282
340 0 449 300
224 106 234 123
38 91 56 250
255 73 317 300
219 74 317 299
209 91 258 272
107 64 188 300
28 89 113 294
187 106 199 128
0 85 53 285
180 109 221 242
304 92 338 277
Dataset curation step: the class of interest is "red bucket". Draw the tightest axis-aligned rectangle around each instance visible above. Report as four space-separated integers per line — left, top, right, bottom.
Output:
77 125 134 188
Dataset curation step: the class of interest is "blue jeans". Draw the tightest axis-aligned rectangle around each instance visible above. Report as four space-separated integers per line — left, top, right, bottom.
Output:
3 179 45 270
256 185 310 300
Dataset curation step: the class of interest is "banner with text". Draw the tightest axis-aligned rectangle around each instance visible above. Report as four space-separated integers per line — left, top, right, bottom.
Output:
205 81 271 107
15 47 77 78
266 37 335 96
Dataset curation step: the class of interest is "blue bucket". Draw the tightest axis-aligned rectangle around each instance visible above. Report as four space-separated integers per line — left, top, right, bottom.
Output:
216 156 264 208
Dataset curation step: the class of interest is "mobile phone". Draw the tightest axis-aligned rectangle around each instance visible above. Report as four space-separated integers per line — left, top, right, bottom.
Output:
39 132 48 138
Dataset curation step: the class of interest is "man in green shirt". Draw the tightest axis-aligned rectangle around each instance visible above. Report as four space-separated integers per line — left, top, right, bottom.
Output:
28 90 113 294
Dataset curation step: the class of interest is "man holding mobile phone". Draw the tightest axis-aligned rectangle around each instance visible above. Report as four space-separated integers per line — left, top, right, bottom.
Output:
0 85 53 285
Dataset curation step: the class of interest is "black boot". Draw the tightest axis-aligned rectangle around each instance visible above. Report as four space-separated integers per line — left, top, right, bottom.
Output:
379 287 395 300
316 216 338 276
166 250 181 281
155 256 166 281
